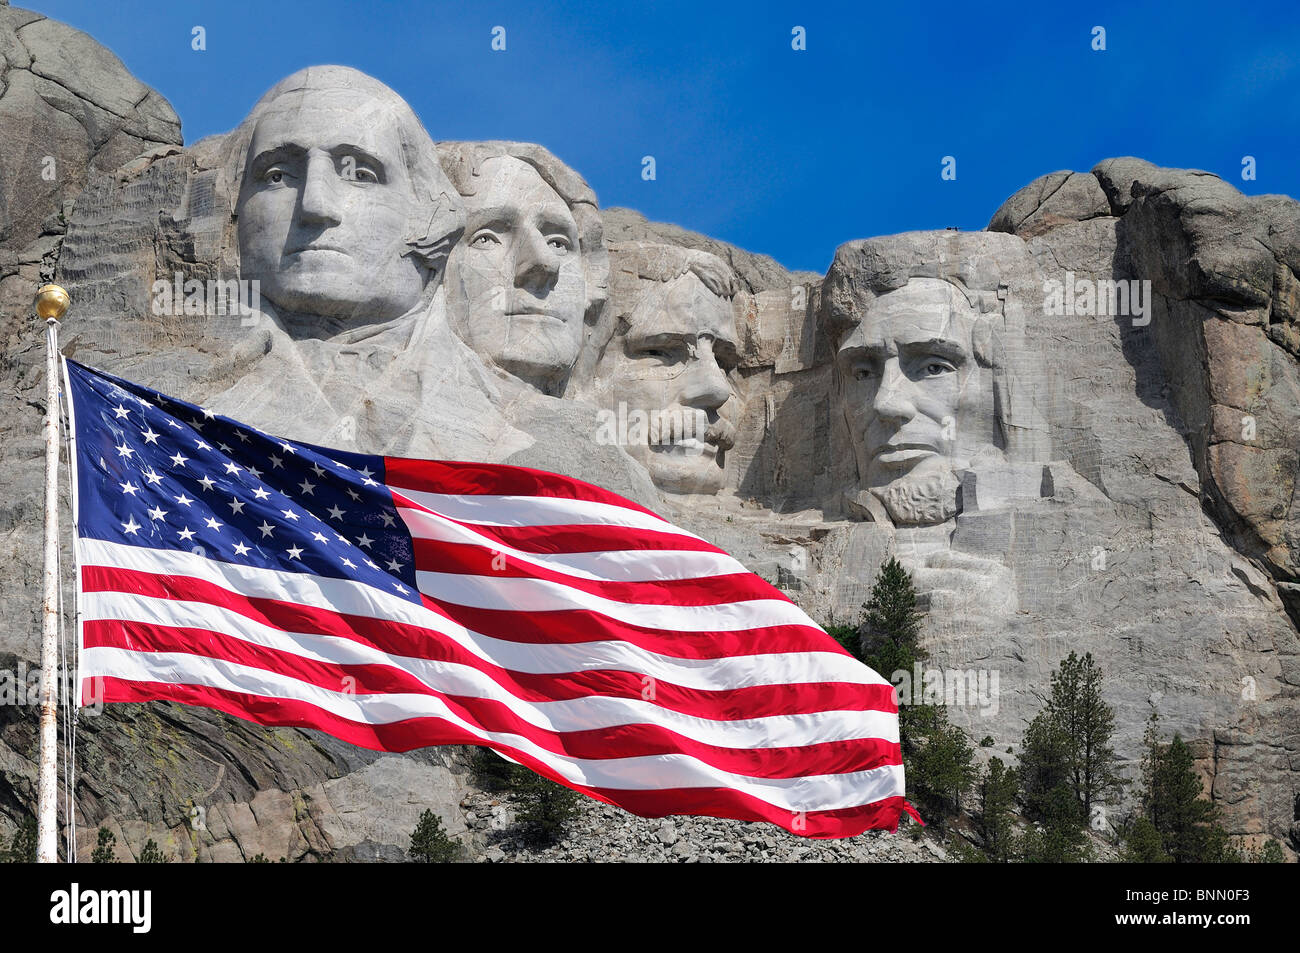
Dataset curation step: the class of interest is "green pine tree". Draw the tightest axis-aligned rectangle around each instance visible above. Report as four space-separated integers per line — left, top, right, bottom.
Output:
977 757 1019 862
137 839 166 863
859 557 924 681
855 557 974 829
408 808 461 863
1126 713 1242 863
1047 652 1125 818
91 826 118 864
2 817 37 863
515 773 582 847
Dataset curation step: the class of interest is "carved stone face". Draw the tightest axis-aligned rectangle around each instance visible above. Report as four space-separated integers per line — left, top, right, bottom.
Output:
836 278 998 524
236 88 427 324
596 271 740 495
445 156 587 391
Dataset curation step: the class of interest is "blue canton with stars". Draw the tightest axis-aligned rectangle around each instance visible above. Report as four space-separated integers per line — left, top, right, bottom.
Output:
64 359 421 603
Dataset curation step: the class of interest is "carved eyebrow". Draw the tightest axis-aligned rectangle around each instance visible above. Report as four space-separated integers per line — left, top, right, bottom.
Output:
898 337 968 362
248 144 306 176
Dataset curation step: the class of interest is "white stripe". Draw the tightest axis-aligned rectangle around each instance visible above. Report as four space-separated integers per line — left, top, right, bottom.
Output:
82 646 905 812
415 568 816 631
82 590 899 748
78 538 891 689
398 504 748 582
392 486 694 536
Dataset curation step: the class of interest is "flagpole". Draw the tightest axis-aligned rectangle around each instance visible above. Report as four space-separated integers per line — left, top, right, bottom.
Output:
35 283 70 864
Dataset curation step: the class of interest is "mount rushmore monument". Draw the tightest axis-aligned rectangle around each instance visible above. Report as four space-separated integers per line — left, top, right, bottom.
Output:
0 5 1297 859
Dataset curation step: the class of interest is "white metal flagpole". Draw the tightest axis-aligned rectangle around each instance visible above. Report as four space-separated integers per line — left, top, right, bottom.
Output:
35 283 70 864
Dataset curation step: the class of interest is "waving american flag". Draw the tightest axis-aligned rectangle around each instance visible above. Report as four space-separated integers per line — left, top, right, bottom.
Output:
64 358 909 838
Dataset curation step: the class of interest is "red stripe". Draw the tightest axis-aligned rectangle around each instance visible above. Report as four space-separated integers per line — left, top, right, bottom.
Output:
88 677 907 836
83 563 851 662
403 516 728 557
409 538 783 607
384 456 666 522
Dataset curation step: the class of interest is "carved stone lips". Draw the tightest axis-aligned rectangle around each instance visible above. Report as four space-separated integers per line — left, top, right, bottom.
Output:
872 442 938 464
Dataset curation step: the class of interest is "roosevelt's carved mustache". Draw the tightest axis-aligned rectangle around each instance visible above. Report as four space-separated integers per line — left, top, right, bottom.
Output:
707 416 736 451
645 410 737 451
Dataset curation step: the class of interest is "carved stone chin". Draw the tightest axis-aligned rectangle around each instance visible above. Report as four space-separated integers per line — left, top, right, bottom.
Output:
872 466 961 526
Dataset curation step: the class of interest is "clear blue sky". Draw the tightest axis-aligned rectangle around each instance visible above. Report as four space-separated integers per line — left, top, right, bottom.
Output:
26 0 1300 274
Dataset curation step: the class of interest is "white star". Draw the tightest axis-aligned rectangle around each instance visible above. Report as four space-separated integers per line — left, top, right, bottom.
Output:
334 532 348 542
115 443 135 459
335 460 352 470
174 493 193 506
364 559 379 570
341 557 356 569
356 533 374 549
386 558 404 572
204 517 223 532
248 466 262 479
224 462 242 476
379 513 395 528
147 506 167 521
235 431 250 443
119 481 139 496
269 454 284 469
358 466 378 486
177 526 196 542
327 505 346 520
252 486 270 501
165 419 182 430
218 442 233 454
229 497 245 515
346 488 361 501
258 521 275 538
281 509 299 521
286 545 304 560
190 418 205 429
122 516 141 535
197 476 216 492
232 542 251 557
392 582 408 594
299 479 316 496
195 439 212 451
141 428 160 445
311 463 327 478
280 441 296 454
202 407 216 419
311 531 328 544
142 468 164 486
169 452 189 467
113 404 131 419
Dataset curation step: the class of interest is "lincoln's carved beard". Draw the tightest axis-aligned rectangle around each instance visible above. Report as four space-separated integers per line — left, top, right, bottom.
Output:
871 462 961 526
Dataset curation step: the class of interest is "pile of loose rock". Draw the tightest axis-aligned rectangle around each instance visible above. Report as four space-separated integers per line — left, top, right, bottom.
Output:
457 789 948 863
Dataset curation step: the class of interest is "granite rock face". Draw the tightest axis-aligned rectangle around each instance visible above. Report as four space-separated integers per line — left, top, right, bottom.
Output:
0 11 1297 861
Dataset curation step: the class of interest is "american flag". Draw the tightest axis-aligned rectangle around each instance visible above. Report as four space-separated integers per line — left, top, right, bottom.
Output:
63 358 910 838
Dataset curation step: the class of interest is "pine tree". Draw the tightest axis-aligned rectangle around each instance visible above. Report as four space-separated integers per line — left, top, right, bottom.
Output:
859 557 924 679
515 773 582 847
1018 709 1076 823
978 757 1019 862
855 557 974 829
3 817 36 864
1127 713 1241 863
1047 652 1124 818
91 826 118 864
408 808 461 863
137 839 166 863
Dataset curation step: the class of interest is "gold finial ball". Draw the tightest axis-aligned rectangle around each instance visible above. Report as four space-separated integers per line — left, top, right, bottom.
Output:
35 283 70 321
